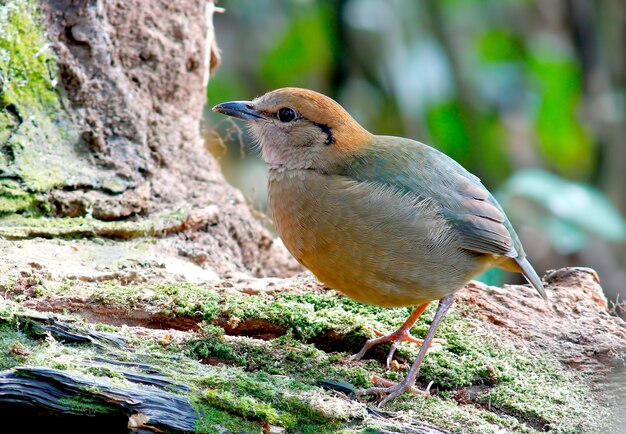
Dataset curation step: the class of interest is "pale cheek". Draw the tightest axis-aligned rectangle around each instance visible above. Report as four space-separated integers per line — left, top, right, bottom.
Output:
247 123 267 144
261 144 283 166
250 124 291 166
249 123 330 169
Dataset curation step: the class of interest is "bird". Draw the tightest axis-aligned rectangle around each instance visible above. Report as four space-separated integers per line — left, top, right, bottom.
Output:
212 87 546 405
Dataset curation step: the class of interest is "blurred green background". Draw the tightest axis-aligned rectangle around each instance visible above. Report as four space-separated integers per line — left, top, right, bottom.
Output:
205 0 625 312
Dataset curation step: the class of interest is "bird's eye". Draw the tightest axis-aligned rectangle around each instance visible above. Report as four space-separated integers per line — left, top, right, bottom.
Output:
277 107 297 122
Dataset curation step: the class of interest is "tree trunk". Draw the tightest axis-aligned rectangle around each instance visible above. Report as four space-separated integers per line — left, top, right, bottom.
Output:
1 1 625 433
0 0 281 276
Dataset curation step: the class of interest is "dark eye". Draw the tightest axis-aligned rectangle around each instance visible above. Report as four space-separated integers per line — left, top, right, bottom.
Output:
277 107 297 122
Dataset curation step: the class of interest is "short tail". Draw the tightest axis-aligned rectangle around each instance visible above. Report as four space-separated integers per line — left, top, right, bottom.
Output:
515 256 547 300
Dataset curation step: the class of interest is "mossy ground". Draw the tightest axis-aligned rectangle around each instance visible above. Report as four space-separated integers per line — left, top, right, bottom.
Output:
0 277 610 433
0 211 188 239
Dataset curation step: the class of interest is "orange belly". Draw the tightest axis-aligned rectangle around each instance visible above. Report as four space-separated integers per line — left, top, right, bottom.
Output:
268 169 491 307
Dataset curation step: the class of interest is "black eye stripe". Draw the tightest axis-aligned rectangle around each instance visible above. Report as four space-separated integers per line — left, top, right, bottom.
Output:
313 122 335 145
273 108 335 146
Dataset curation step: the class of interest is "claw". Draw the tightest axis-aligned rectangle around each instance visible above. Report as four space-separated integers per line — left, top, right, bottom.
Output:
386 342 398 368
357 375 432 406
370 326 447 346
352 294 456 405
350 326 446 367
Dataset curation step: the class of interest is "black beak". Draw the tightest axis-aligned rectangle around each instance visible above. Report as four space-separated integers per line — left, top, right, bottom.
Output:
212 101 266 122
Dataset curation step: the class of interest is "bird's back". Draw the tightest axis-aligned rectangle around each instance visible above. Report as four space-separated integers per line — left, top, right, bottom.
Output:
338 136 545 299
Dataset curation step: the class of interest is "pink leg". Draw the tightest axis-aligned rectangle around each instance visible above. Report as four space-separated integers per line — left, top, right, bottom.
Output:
349 302 446 368
356 293 456 406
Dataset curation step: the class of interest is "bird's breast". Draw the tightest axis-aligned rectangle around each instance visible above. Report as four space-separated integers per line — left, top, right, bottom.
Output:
268 169 491 307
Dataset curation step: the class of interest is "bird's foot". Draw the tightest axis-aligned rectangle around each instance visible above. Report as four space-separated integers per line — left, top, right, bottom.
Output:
349 325 446 368
356 375 432 406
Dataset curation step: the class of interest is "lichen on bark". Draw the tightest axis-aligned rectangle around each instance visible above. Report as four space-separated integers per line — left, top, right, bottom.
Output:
0 0 65 212
0 0 58 110
0 0 117 216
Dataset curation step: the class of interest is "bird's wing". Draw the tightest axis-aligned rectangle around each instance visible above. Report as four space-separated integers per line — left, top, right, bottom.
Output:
438 176 517 257
342 137 521 258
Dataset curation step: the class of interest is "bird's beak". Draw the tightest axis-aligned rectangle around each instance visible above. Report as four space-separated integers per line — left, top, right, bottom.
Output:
212 101 266 122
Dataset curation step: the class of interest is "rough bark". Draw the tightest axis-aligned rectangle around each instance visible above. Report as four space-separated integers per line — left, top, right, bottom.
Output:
0 0 286 276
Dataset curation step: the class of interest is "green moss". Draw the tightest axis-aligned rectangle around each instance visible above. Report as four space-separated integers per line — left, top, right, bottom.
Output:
194 365 357 431
186 331 371 393
180 291 607 433
0 210 188 238
0 110 17 143
0 323 38 369
185 327 584 432
0 0 59 110
203 388 294 426
0 275 17 294
0 0 125 210
2 279 612 433
85 365 126 380
94 323 118 333
59 396 116 415
8 114 68 191
0 0 67 194
0 179 37 213
193 402 264 434
0 302 357 432
0 0 70 210
402 397 536 433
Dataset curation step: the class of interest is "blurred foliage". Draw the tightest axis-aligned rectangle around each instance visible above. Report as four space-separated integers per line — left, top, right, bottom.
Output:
498 169 626 254
260 4 333 88
530 48 593 177
207 0 625 295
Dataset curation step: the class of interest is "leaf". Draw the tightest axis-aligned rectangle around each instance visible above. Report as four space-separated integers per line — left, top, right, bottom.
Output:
538 215 589 254
425 100 472 167
529 45 593 178
260 6 333 89
478 29 525 63
475 267 505 287
425 100 511 185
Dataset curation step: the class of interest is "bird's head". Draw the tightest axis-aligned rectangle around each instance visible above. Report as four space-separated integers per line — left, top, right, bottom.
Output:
212 88 373 171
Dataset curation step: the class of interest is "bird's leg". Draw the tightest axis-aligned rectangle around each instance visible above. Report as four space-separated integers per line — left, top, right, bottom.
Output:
356 293 456 406
349 302 446 368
